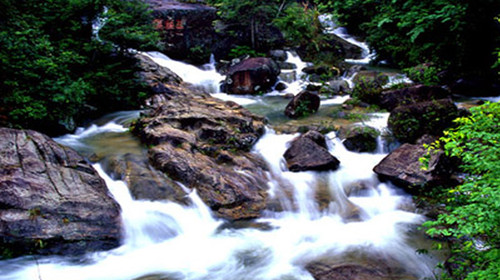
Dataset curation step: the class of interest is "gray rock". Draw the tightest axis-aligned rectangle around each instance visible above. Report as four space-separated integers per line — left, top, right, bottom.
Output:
0 128 122 257
284 90 321 119
373 142 457 194
284 131 340 172
133 83 269 220
380 85 450 111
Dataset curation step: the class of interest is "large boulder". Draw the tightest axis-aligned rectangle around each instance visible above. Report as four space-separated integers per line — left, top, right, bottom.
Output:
224 57 280 95
340 126 379 153
133 84 269 220
145 0 217 63
388 99 459 143
373 141 457 194
283 131 340 172
380 85 450 111
0 128 122 257
284 90 321 119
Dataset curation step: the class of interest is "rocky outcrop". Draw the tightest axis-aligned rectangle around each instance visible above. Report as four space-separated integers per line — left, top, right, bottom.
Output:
380 85 450 111
224 57 280 95
284 90 321 119
306 255 417 280
388 99 459 143
146 0 217 63
136 53 182 87
283 131 340 172
340 126 379 153
373 140 457 194
103 153 188 204
133 83 269 220
0 128 122 257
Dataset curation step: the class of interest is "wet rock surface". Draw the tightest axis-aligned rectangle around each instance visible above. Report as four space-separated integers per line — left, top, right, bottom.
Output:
388 98 459 143
283 131 340 172
380 84 450 111
284 90 321 119
103 153 189 204
224 57 280 95
133 83 269 220
373 141 457 194
0 128 122 257
306 254 418 280
340 126 379 153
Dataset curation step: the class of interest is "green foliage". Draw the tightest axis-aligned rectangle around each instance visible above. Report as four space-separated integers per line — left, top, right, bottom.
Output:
422 102 500 279
273 2 321 48
351 77 383 104
328 0 500 77
404 63 442 86
294 99 313 118
227 45 265 59
0 0 159 135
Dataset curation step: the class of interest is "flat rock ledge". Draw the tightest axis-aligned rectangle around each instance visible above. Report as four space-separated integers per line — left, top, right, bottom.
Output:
0 128 122 258
133 83 269 220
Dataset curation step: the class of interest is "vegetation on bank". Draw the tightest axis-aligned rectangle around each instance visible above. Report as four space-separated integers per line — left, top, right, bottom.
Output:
0 0 160 135
422 102 500 280
324 0 500 79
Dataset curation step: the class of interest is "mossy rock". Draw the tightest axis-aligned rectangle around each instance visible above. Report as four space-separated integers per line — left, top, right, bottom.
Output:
388 99 459 143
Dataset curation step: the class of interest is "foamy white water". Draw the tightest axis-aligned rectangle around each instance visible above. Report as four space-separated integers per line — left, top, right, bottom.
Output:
319 14 376 64
0 124 441 280
143 51 224 93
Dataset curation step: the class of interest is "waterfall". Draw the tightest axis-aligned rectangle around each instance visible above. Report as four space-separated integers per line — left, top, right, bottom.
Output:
142 51 224 94
0 118 442 280
319 14 376 64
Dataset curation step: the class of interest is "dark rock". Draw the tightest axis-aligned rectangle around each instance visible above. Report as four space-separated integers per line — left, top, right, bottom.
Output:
284 131 340 172
275 82 288 91
388 99 459 143
0 128 122 257
145 0 217 63
225 57 280 95
328 80 351 95
373 142 457 194
340 126 379 153
306 255 418 280
306 83 322 92
268 49 287 62
449 76 500 97
278 61 296 70
136 53 182 86
380 85 450 111
302 65 340 76
352 70 389 85
284 90 321 119
133 83 269 220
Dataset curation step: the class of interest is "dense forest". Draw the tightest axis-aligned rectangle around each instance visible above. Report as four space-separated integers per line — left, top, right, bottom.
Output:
0 0 499 279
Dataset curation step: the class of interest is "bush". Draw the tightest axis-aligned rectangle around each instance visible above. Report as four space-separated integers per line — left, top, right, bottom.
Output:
422 102 500 279
0 0 160 135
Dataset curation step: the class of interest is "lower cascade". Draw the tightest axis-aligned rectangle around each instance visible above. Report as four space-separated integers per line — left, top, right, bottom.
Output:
0 115 443 280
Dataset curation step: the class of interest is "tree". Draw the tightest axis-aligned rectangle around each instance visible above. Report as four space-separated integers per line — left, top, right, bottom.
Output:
326 0 500 78
0 0 160 135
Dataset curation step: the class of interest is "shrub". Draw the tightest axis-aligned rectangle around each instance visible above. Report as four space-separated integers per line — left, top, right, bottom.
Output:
422 102 500 279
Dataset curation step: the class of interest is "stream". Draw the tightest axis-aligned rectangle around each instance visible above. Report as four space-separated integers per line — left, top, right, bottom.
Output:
0 49 446 280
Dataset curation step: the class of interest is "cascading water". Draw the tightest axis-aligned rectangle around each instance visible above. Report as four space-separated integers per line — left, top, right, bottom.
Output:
0 122 442 280
0 50 443 280
143 51 224 94
319 15 376 64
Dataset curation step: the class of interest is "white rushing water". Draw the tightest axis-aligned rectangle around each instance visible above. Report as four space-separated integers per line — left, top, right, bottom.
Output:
143 51 224 93
0 123 439 280
319 14 376 64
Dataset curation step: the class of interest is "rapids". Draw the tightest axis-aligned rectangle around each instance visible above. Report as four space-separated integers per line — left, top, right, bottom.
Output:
0 51 444 280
